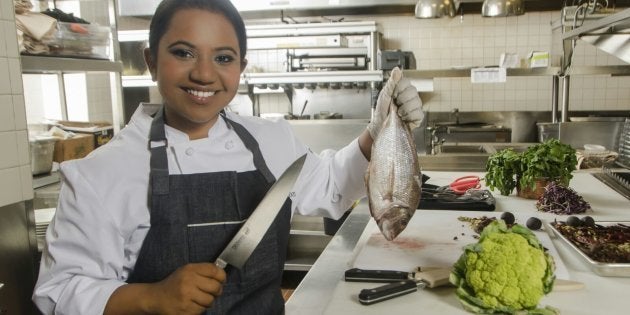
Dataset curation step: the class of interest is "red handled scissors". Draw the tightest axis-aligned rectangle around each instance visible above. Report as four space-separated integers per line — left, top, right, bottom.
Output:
448 175 482 194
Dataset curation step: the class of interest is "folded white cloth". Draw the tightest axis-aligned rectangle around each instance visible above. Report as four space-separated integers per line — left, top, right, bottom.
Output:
15 12 57 41
13 0 33 14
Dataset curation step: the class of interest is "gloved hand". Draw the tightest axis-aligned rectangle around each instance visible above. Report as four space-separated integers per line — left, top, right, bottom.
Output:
367 67 424 140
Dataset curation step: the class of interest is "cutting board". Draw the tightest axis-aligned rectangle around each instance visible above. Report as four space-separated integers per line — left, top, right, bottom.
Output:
352 210 570 280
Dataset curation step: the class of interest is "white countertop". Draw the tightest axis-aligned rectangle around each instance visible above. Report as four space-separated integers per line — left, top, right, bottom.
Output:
286 171 630 315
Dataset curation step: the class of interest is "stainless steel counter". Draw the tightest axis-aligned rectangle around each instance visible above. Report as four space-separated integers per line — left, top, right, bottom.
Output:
285 200 371 314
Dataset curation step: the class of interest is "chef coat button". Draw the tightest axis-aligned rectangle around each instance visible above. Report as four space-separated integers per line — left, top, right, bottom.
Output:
332 193 342 203
225 140 234 150
185 148 194 156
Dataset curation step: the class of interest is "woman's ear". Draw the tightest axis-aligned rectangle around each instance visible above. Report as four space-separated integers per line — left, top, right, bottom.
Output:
240 58 248 73
143 48 157 81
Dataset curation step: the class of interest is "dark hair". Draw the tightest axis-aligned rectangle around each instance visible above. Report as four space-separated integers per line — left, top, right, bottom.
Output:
148 0 247 61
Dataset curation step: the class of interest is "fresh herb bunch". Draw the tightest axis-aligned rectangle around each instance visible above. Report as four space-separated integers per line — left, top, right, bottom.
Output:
485 148 522 195
536 181 591 214
485 139 577 196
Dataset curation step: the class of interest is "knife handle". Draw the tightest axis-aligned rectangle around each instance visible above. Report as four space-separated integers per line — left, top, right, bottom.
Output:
358 280 417 305
345 268 409 283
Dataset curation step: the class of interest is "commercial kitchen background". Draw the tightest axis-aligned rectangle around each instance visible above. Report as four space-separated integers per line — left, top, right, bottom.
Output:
1 0 630 313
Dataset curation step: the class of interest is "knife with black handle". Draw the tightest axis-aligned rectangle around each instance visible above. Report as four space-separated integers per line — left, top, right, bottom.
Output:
349 267 453 305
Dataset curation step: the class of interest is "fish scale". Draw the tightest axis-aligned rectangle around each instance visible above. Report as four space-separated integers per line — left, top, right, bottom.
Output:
366 101 422 241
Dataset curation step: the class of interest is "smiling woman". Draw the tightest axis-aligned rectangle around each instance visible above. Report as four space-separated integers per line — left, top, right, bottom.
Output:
32 0 426 314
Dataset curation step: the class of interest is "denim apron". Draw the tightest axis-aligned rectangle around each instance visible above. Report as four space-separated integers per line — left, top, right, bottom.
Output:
127 108 290 314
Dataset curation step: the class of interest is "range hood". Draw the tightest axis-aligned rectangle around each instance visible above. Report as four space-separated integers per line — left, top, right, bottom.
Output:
118 0 416 17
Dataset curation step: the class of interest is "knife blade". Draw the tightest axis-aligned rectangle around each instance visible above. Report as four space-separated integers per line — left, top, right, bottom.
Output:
215 153 307 269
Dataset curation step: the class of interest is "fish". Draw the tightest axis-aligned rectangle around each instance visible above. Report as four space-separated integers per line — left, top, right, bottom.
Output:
366 101 422 241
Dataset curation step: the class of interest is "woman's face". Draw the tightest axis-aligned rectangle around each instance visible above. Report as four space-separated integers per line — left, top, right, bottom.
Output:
146 9 246 139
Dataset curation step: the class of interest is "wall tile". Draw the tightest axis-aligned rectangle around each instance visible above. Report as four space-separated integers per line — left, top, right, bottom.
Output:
4 20 19 58
0 20 5 58
0 167 22 208
12 94 26 130
0 131 19 169
0 94 13 131
0 58 10 94
0 0 13 21
8 57 23 94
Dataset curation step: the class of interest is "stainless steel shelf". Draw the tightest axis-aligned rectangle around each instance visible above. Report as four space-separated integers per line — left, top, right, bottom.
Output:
21 55 123 73
567 65 630 76
244 70 383 84
403 67 561 78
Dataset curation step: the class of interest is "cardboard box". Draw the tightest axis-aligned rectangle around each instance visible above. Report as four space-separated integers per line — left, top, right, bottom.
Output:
53 133 95 163
54 120 114 148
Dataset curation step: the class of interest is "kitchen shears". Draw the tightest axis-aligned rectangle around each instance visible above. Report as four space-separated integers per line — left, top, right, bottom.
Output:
443 175 482 194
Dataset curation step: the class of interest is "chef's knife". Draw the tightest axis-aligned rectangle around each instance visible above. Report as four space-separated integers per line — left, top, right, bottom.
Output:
357 267 452 305
215 154 307 269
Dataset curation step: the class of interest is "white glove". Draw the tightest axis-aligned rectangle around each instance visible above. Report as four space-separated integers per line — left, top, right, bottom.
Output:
367 67 424 140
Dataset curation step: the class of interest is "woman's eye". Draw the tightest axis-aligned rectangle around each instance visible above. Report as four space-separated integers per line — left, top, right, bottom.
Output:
170 48 194 59
216 54 235 64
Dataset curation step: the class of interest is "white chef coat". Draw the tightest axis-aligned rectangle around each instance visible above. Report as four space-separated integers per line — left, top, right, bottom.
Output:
32 103 369 315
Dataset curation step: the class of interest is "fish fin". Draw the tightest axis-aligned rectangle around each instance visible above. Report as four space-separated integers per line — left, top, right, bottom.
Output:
413 174 422 188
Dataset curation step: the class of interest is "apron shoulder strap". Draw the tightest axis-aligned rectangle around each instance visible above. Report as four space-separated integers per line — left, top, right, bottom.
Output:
149 107 170 195
221 113 276 184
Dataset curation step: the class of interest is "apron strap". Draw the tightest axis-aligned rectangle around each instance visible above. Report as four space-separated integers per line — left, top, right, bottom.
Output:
149 107 170 195
221 113 276 184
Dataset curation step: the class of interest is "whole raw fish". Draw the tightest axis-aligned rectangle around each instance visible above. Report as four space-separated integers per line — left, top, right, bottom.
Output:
366 101 422 241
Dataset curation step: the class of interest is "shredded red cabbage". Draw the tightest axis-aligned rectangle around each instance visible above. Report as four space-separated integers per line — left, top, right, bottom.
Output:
536 181 591 215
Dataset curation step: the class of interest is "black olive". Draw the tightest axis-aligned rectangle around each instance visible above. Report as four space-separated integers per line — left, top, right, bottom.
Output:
526 217 542 230
500 212 515 225
566 216 582 227
581 216 595 227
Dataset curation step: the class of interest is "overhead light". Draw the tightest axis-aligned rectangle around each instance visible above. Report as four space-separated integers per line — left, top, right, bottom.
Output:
415 0 458 19
482 0 525 17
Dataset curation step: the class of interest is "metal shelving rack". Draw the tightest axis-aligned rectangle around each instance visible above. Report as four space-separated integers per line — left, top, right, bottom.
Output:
22 0 124 132
555 7 630 122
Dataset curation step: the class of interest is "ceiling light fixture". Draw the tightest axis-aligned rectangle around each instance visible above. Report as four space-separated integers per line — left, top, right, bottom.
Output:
415 0 459 19
481 0 525 17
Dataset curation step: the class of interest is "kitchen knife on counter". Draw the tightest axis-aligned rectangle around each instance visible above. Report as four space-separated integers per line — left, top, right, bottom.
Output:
354 267 452 305
215 154 307 269
348 267 585 305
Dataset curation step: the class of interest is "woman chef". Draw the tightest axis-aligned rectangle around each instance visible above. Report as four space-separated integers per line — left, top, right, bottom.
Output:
32 0 423 314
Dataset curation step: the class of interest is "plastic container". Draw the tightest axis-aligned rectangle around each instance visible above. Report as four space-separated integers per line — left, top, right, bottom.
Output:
30 136 58 175
536 122 559 142
42 22 111 59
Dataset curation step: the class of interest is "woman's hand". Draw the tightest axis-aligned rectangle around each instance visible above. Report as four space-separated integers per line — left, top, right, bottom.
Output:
150 263 226 314
366 67 424 141
104 263 226 315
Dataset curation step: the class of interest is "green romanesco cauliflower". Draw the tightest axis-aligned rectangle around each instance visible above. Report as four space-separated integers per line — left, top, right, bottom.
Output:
450 220 558 315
